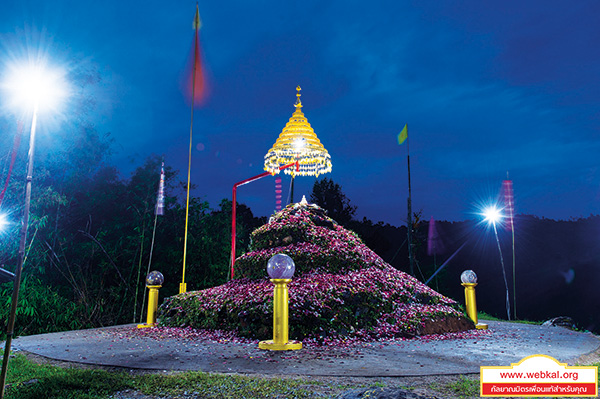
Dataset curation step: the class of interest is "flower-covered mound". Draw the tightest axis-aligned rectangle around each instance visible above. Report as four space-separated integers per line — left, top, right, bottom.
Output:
158 200 473 340
234 201 386 279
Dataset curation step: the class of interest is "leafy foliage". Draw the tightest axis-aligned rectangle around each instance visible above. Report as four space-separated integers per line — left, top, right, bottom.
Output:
0 125 262 336
0 277 84 336
310 177 356 227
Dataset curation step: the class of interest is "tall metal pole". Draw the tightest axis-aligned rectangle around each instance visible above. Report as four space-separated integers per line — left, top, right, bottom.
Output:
507 173 516 320
180 5 201 295
290 176 295 204
137 192 160 323
406 133 415 277
492 220 511 321
0 104 38 399
511 216 516 319
511 217 516 319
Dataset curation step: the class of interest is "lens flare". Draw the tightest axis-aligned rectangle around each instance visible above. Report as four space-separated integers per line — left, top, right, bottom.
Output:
0 214 7 232
2 60 69 115
482 205 503 225
480 204 511 320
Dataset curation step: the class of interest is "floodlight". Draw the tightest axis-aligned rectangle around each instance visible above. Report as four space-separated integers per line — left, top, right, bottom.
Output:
483 206 502 225
3 61 68 113
0 58 69 398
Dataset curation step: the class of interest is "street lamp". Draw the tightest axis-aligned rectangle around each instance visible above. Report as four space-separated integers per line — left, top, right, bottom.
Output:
137 271 165 328
482 205 511 321
482 206 502 225
259 254 302 351
0 60 68 398
460 270 488 330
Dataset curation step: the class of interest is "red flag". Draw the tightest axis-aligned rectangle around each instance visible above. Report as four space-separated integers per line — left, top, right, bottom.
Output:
183 5 209 106
156 162 165 216
427 216 444 256
502 180 514 230
0 121 23 208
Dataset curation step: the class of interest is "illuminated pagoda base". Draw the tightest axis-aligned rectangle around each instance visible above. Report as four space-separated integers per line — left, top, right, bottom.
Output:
159 199 474 341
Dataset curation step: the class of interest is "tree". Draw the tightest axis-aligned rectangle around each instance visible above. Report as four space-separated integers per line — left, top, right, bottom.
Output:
309 178 357 227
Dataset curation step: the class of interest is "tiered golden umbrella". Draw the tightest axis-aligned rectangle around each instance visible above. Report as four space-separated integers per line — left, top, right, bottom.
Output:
264 86 332 177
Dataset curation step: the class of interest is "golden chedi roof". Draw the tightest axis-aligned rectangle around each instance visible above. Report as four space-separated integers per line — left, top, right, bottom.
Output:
264 86 332 177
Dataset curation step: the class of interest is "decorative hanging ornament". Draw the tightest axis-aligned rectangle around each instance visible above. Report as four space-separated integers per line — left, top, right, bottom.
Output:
264 86 332 177
275 176 282 212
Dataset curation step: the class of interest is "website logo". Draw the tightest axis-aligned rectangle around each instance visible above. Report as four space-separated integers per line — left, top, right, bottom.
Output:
481 354 598 397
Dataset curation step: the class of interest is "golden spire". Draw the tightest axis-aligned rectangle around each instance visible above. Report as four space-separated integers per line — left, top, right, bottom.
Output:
264 87 332 177
295 85 302 108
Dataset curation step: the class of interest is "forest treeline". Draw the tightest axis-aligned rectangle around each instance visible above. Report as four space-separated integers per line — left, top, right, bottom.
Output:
312 178 599 333
0 123 267 337
1 123 598 337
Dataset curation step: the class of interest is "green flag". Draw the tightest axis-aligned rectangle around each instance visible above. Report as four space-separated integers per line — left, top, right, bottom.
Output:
397 124 408 145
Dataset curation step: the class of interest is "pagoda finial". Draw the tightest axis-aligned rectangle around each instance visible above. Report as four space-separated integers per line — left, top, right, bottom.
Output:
295 85 302 109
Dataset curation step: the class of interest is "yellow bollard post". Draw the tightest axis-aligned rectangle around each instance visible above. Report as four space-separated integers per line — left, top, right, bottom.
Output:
259 254 302 351
138 271 164 329
461 270 488 330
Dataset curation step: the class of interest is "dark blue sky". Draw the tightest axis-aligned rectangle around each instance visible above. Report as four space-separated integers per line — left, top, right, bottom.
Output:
1 1 599 225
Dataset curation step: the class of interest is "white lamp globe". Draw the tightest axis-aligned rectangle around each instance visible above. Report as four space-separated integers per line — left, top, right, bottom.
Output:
146 270 165 286
460 270 478 284
267 254 295 279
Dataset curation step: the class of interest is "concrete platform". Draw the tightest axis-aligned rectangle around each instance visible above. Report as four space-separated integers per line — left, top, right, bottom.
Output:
12 320 600 377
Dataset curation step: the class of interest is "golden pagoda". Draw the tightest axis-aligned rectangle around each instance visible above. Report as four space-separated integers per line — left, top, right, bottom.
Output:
264 86 332 177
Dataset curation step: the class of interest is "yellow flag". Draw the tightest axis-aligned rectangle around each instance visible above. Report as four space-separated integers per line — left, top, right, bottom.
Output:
397 124 408 145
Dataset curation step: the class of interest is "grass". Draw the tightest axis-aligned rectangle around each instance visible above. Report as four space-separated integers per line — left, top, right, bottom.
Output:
477 311 541 325
443 375 479 398
3 353 598 398
2 352 330 399
4 353 131 398
135 372 325 398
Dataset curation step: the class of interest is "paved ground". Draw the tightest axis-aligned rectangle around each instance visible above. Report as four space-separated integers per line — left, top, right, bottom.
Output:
12 320 600 377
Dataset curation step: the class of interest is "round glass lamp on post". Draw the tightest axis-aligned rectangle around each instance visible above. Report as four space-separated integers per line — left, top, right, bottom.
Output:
138 271 164 328
259 254 302 351
460 270 488 330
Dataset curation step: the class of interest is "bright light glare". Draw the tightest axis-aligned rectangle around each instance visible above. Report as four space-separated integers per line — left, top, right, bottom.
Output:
292 138 306 150
0 213 8 232
483 206 502 224
3 61 69 113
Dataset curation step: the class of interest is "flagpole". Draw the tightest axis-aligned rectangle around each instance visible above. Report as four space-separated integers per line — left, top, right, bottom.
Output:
133 220 146 323
0 104 38 399
406 128 415 277
180 5 201 295
137 161 164 322
507 172 516 319
511 210 516 319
